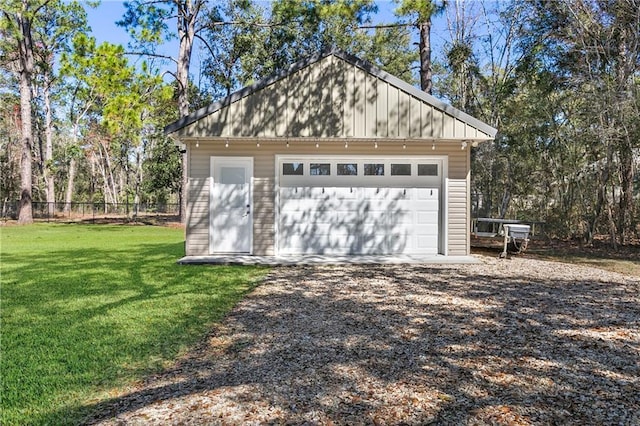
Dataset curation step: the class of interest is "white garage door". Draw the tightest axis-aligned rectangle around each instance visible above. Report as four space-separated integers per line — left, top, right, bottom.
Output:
277 157 443 255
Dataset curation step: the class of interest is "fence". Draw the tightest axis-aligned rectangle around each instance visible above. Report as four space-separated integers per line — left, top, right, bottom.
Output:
1 201 180 222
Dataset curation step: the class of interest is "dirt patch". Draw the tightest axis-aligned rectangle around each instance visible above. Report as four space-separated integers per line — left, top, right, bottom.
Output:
472 235 640 277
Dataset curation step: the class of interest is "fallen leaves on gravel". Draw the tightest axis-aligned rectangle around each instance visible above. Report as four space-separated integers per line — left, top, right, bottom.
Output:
86 256 640 425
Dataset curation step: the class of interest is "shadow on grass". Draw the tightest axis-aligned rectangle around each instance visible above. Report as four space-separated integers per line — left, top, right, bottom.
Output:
76 264 640 424
2 240 266 426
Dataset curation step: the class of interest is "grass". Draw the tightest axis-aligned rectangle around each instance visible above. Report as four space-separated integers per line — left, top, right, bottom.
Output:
0 223 269 425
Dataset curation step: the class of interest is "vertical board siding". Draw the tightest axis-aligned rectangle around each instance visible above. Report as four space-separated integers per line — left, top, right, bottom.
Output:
398 90 410 138
455 119 466 138
175 54 493 141
421 103 432 138
376 80 388 137
365 73 378 137
332 55 346 138
388 85 398 138
353 62 366 137
185 140 472 256
409 96 421 138
432 109 444 139
342 58 354 138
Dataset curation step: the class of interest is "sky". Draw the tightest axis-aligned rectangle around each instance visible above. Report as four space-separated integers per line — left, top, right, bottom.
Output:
84 0 452 87
86 1 130 47
87 1 403 47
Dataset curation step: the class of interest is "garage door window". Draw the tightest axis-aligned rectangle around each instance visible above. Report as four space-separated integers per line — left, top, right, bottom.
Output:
283 162 303 175
418 164 438 176
337 163 357 176
310 163 331 175
391 163 411 176
278 157 443 187
364 163 385 176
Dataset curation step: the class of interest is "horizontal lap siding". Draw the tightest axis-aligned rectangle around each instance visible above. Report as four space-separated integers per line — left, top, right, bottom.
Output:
186 176 209 255
186 146 210 255
447 149 470 255
254 154 276 255
186 142 276 256
184 140 471 256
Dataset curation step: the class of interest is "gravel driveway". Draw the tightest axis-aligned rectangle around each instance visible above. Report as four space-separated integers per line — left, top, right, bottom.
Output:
88 255 640 425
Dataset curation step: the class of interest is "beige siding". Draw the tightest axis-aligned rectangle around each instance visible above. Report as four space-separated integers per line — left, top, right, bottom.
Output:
421 103 433 137
365 73 378 137
397 90 410 138
184 139 472 256
185 176 210 256
174 55 494 141
352 63 366 137
447 148 470 255
409 96 421 138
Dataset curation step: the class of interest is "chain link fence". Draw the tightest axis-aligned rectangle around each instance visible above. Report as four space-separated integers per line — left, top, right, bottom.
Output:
1 201 180 223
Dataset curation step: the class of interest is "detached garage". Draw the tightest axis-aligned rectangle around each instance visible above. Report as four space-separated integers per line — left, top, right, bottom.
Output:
165 49 497 259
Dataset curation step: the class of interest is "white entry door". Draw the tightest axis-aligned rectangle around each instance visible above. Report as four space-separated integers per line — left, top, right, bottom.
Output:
210 157 253 254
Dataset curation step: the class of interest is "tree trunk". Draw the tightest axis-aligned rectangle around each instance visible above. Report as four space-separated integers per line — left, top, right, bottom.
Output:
43 70 55 216
418 20 432 94
176 0 200 224
180 149 188 223
64 157 76 214
606 191 618 250
134 150 142 217
618 140 634 244
94 150 112 206
17 8 35 224
177 12 193 225
176 39 192 119
100 143 118 205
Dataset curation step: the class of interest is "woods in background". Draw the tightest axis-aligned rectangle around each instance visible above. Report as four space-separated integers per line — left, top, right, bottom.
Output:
1 0 638 245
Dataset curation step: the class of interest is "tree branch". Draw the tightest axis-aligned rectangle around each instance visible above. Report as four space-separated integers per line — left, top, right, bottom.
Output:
358 22 415 29
162 69 177 81
124 51 178 64
206 20 286 28
32 0 53 17
194 33 215 57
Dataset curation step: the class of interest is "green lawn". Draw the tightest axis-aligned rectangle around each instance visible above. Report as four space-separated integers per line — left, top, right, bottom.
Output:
0 223 268 425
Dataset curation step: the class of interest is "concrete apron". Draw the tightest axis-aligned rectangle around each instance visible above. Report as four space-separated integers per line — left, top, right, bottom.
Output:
177 254 480 266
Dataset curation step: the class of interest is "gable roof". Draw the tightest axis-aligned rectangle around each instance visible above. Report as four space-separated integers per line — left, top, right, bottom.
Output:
165 49 497 141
